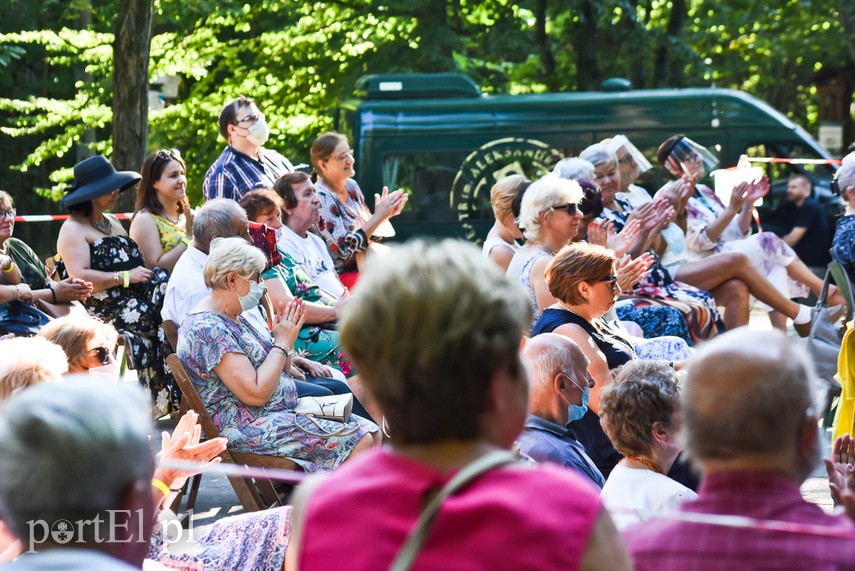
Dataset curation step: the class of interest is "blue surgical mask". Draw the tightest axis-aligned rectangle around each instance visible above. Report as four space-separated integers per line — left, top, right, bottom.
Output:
561 373 591 422
568 387 590 422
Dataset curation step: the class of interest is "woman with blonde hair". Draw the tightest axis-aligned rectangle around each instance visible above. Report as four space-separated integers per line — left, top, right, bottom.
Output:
482 174 529 272
178 236 379 471
38 313 119 376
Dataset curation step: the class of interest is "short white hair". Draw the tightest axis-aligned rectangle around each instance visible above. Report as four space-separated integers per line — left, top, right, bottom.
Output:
518 175 583 241
204 236 266 289
0 381 153 542
552 157 595 181
838 151 855 194
0 337 68 401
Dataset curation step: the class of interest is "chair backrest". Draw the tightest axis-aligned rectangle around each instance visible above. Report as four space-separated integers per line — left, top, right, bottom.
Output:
165 353 299 511
166 353 223 442
828 261 855 320
162 320 179 358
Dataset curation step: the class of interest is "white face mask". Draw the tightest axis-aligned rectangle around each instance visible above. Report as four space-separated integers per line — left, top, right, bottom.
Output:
236 276 266 312
246 117 270 146
273 226 283 241
89 362 121 382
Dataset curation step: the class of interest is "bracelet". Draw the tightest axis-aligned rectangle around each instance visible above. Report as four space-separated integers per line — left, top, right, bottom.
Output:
1 260 13 273
114 272 121 285
151 478 171 496
47 282 56 303
122 270 130 288
271 343 292 357
12 285 20 301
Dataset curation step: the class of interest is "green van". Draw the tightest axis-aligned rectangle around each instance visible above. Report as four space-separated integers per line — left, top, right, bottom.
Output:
336 73 838 241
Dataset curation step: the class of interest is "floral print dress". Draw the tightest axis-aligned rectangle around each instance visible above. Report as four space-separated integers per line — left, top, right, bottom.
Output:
312 177 371 275
263 248 355 376
685 184 808 305
147 506 292 570
177 311 377 472
599 195 725 344
61 235 178 415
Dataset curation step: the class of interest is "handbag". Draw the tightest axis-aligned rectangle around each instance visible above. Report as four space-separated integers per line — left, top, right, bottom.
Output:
0 300 52 337
807 267 853 390
389 450 521 571
294 394 358 438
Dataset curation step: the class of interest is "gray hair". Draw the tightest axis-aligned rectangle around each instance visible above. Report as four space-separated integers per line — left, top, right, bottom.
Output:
600 361 679 457
552 157 595 181
0 381 153 542
580 142 617 168
193 199 248 253
339 239 531 445
0 337 68 402
838 151 855 195
204 236 266 289
522 333 578 392
518 175 583 241
682 328 818 460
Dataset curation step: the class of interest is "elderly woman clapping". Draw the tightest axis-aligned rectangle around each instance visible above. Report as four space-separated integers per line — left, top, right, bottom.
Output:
599 360 696 530
177 236 379 472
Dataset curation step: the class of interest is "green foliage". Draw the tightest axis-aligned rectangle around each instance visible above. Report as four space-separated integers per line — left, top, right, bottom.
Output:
0 0 853 208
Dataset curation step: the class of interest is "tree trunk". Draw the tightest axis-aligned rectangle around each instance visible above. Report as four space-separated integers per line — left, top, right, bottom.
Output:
653 0 686 87
112 0 153 211
838 0 855 64
574 0 600 90
534 0 557 90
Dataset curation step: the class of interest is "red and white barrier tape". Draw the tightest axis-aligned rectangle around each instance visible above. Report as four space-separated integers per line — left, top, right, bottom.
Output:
748 157 842 165
13 212 133 223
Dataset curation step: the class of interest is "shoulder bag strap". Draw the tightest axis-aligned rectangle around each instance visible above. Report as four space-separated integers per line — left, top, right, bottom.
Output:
389 450 520 571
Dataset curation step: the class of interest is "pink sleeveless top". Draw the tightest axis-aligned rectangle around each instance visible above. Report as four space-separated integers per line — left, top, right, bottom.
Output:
298 447 602 570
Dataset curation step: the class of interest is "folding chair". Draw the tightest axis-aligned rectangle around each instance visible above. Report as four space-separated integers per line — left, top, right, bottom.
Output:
166 354 300 512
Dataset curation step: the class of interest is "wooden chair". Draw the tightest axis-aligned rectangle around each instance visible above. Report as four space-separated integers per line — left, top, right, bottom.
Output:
166 354 300 512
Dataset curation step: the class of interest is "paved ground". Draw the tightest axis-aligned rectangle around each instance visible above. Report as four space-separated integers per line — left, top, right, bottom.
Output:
145 307 839 532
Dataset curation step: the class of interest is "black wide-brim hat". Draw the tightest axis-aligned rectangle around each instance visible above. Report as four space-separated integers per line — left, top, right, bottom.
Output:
61 155 142 209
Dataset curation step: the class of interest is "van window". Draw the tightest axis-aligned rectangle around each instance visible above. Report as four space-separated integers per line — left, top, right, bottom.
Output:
382 151 469 223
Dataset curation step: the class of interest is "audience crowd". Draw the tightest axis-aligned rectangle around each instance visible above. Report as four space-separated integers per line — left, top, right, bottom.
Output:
1 94 855 570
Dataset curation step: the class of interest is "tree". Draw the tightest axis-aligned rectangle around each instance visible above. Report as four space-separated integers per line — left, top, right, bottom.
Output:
112 0 153 211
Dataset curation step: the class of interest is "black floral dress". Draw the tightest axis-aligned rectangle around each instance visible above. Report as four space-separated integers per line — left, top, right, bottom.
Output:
60 235 179 416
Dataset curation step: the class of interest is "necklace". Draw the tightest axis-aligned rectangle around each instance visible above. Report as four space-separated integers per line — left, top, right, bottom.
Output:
624 456 664 474
90 215 112 235
161 212 181 225
557 301 591 323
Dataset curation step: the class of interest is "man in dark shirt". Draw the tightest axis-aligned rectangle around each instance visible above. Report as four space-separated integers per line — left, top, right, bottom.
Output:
773 174 831 268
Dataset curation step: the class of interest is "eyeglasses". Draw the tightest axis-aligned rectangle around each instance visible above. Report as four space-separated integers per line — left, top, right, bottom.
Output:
89 346 114 365
551 203 578 216
334 150 354 162
156 149 181 162
597 274 619 290
831 178 841 195
234 113 264 126
0 208 16 220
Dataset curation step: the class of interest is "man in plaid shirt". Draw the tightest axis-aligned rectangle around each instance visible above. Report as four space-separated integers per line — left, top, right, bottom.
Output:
203 96 293 202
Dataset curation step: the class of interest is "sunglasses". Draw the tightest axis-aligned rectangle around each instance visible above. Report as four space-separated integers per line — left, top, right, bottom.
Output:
234 113 263 126
156 149 181 162
551 203 578 216
597 274 619 289
90 346 113 365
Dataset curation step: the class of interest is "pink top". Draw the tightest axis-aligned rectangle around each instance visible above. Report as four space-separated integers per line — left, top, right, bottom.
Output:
299 447 603 570
625 470 855 571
